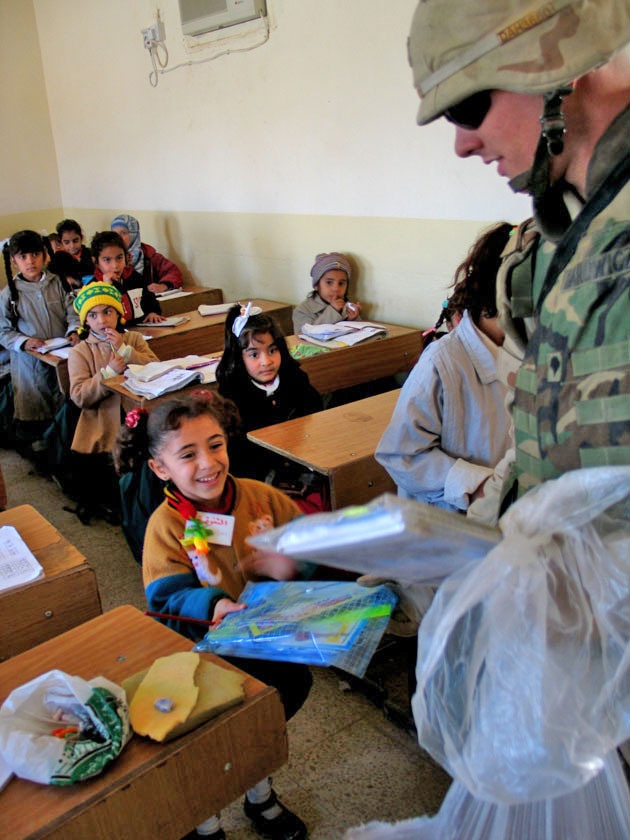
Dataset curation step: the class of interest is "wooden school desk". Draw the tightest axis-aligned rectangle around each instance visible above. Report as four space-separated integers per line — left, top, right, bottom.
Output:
26 347 71 397
247 389 400 508
0 606 287 840
288 323 422 394
156 284 223 316
0 505 101 661
129 298 294 360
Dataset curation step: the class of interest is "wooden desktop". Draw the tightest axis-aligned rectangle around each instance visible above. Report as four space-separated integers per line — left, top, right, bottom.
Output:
129 299 294 359
247 389 400 508
288 323 421 393
0 505 102 660
0 606 287 840
157 284 223 316
103 321 421 410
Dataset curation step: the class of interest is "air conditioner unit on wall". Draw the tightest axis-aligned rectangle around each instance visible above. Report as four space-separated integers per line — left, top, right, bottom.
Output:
178 0 267 36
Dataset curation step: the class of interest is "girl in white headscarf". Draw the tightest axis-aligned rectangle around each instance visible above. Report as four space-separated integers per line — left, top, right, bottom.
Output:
111 214 183 294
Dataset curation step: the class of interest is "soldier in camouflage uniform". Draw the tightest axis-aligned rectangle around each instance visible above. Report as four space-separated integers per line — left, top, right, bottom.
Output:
408 0 630 497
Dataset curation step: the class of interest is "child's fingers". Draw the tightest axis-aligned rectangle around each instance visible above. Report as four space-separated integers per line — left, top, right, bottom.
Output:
240 549 297 580
212 598 246 625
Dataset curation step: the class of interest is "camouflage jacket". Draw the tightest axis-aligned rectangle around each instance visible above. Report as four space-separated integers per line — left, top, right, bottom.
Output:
512 106 630 495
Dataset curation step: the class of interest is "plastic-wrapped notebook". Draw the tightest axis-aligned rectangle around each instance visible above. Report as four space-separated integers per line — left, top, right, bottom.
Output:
247 494 501 584
194 580 397 678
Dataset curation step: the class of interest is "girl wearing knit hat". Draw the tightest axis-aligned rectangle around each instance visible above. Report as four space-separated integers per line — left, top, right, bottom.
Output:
292 252 361 335
66 282 158 521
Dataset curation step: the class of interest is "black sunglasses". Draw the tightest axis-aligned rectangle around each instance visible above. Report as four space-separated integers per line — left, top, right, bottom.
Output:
444 90 492 130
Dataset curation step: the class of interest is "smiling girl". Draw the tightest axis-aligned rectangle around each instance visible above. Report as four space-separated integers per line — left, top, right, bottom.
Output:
115 391 310 840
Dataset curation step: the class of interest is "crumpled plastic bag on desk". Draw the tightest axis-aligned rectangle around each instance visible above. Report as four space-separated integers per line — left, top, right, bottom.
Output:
0 669 130 785
412 466 630 805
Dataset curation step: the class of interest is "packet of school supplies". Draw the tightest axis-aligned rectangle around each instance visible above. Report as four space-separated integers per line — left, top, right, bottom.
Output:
290 342 330 360
247 494 501 584
194 581 398 678
0 670 130 786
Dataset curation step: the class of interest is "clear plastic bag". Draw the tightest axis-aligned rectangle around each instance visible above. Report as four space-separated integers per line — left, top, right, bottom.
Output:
343 751 630 839
0 670 130 786
412 466 630 804
248 493 500 583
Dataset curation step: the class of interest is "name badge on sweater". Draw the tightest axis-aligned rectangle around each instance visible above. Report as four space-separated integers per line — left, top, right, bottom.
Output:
128 287 144 319
198 511 235 546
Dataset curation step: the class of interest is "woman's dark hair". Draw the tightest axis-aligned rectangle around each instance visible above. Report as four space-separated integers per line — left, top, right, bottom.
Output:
215 304 299 394
433 222 513 331
114 391 241 475
451 222 513 324
90 230 127 262
56 219 84 239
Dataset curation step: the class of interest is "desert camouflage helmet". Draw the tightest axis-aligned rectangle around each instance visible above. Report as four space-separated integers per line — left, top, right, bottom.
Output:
409 0 630 125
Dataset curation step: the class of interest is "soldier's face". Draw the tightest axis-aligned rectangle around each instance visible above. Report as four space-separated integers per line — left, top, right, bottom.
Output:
450 90 543 181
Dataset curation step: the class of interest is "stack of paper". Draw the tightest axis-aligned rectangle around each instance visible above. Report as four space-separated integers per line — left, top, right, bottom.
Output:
126 355 219 384
35 336 71 354
123 367 204 399
0 526 44 593
300 321 387 347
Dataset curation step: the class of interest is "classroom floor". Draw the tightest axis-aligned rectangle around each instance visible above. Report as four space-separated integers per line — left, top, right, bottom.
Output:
0 447 452 839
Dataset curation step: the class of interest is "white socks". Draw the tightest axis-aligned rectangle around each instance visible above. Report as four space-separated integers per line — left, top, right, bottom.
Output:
247 777 283 819
195 813 221 835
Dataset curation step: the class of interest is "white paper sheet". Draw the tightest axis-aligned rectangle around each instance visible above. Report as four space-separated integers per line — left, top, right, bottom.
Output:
0 526 44 593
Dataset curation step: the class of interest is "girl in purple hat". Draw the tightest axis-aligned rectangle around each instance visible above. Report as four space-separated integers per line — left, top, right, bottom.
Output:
292 252 361 334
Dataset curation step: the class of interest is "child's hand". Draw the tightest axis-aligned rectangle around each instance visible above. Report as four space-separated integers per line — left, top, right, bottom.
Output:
148 282 168 294
24 337 45 351
143 312 167 324
345 301 361 320
67 332 80 346
103 327 123 351
240 548 298 581
107 351 127 375
212 598 246 626
331 296 346 313
100 271 120 285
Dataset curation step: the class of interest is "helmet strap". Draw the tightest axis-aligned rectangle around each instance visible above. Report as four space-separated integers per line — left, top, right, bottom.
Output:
540 86 573 156
508 86 576 240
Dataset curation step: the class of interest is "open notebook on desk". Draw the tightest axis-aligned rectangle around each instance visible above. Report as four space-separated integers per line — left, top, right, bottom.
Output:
300 321 388 347
0 525 44 593
124 355 219 398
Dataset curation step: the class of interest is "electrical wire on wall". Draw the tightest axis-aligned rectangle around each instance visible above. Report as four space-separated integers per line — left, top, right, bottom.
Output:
144 14 270 87
148 39 169 87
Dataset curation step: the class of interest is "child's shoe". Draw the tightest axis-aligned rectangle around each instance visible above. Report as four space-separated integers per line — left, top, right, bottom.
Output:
243 790 307 840
180 829 226 840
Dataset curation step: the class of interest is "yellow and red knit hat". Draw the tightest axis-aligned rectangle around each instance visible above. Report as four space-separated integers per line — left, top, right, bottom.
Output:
73 282 125 327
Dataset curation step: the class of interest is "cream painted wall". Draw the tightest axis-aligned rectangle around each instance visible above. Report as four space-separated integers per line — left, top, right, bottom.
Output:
2 0 534 327
0 0 61 216
67 208 487 327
